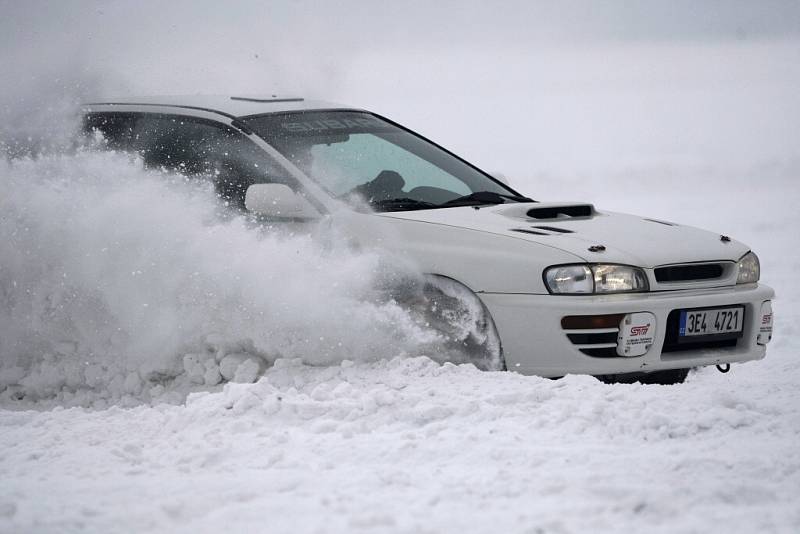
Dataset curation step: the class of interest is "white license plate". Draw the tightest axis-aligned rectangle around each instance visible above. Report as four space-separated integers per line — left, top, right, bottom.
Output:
679 306 744 337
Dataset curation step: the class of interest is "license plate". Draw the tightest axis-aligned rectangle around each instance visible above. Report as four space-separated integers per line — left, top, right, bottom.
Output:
679 306 744 338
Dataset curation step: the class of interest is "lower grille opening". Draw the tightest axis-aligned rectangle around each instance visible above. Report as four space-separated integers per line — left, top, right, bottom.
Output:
562 314 623 358
566 332 618 345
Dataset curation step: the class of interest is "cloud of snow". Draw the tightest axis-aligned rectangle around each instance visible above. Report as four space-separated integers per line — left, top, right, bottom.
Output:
0 148 442 406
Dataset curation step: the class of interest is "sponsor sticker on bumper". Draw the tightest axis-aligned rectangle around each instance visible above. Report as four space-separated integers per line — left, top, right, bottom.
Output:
617 312 656 357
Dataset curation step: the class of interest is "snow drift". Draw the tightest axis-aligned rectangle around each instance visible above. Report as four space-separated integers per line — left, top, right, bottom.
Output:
0 150 441 406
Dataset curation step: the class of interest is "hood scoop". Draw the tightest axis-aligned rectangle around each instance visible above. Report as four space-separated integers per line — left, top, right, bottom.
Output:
526 204 595 220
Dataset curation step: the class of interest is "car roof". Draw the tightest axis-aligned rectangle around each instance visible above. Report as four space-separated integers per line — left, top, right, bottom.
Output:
82 95 354 119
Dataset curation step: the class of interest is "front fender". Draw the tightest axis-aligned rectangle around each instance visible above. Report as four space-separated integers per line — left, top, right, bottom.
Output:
331 211 583 294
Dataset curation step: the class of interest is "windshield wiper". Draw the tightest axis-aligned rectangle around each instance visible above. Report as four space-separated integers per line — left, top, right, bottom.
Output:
440 191 535 207
371 192 534 212
370 198 440 212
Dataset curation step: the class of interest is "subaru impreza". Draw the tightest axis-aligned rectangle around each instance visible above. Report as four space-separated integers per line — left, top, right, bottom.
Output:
83 96 774 384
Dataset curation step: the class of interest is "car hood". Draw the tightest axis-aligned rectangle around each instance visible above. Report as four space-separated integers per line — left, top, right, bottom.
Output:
376 202 750 268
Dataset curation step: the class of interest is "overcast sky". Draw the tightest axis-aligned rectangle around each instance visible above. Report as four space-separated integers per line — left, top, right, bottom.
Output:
3 1 799 88
2 1 799 177
4 0 800 48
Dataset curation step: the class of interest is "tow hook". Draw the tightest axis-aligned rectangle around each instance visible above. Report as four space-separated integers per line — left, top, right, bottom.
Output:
716 364 731 373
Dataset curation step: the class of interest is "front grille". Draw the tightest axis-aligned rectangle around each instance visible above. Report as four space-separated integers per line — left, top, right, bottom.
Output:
661 309 742 354
561 314 622 358
655 263 724 283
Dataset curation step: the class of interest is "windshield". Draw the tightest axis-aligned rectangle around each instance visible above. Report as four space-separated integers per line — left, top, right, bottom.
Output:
242 111 527 211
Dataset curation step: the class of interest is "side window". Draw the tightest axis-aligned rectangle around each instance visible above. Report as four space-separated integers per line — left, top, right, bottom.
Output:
132 116 236 175
83 113 137 150
131 115 293 209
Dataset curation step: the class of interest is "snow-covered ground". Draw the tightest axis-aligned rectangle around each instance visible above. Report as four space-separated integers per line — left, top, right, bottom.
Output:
1 17 799 533
2 353 799 534
1 152 798 534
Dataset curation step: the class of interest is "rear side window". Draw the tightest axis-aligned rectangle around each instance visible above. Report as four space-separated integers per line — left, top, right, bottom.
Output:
131 116 245 175
84 112 294 209
83 113 137 151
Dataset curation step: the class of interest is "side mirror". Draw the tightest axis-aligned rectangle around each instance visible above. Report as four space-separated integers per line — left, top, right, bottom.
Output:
244 183 320 219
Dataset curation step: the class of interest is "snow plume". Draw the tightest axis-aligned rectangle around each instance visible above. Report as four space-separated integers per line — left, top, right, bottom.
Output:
0 150 437 406
0 56 111 158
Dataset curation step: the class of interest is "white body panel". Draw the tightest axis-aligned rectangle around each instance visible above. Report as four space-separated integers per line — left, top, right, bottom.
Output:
329 209 584 294
83 97 775 377
379 203 750 268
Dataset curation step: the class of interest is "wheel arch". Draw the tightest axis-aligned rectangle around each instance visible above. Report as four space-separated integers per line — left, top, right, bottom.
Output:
420 272 506 371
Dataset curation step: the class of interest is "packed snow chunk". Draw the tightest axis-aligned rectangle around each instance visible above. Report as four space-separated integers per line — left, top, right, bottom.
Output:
203 360 223 386
219 353 266 383
182 354 207 385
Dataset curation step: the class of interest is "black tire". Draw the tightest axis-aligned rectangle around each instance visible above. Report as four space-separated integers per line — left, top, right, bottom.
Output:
398 275 505 371
596 368 690 385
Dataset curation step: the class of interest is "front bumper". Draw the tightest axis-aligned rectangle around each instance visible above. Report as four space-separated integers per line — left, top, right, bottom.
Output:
479 283 775 377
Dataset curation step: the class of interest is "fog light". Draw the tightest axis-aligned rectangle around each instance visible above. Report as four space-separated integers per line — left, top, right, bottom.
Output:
617 312 656 357
757 301 773 345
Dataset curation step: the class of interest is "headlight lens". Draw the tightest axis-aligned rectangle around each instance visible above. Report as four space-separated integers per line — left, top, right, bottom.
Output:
544 265 593 294
544 264 649 294
592 264 649 293
736 252 760 284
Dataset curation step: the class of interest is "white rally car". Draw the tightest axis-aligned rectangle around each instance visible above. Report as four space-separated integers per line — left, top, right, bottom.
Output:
83 96 774 384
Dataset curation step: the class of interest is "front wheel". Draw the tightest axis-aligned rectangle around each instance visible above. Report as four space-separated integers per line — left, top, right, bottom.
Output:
397 275 505 371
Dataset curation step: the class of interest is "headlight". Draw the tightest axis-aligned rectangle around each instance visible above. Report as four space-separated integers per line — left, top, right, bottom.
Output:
544 264 649 294
736 252 760 284
544 265 593 294
592 264 649 293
